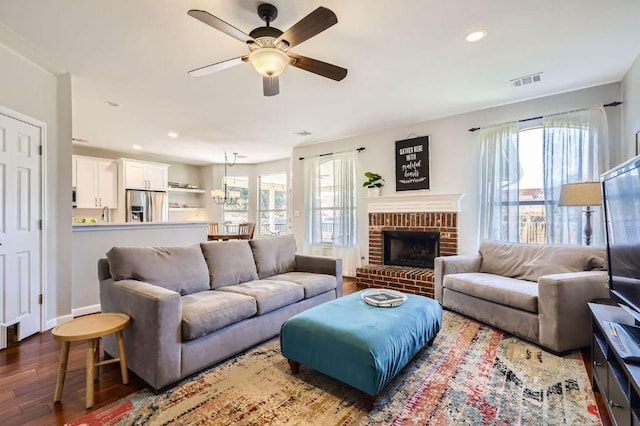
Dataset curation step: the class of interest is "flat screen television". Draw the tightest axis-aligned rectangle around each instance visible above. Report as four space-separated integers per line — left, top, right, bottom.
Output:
602 154 640 325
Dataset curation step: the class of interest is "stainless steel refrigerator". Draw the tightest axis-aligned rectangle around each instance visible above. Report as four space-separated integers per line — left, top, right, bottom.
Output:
126 190 168 222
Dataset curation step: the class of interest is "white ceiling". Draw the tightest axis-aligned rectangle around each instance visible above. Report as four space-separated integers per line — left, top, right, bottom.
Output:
0 0 639 166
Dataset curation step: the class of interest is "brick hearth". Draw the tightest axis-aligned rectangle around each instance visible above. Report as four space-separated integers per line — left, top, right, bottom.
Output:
356 211 458 298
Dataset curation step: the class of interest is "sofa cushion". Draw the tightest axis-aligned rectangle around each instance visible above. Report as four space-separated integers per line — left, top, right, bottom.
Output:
216 280 304 315
180 291 257 341
200 241 259 289
249 235 297 279
479 240 606 282
443 272 539 313
106 245 209 295
268 272 337 298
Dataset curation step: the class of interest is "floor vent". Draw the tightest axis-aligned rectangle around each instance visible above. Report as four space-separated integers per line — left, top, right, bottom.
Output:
511 72 542 87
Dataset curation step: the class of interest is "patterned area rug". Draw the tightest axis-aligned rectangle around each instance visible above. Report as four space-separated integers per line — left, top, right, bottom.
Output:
68 311 602 425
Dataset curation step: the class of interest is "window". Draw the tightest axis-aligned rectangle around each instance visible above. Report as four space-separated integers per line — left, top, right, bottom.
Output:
258 172 288 236
222 176 249 232
479 106 607 245
304 155 357 246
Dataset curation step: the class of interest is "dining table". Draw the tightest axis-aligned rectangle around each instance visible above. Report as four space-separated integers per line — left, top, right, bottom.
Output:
207 233 243 241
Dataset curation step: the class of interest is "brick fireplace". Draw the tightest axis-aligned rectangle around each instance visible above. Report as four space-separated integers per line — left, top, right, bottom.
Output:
356 193 461 298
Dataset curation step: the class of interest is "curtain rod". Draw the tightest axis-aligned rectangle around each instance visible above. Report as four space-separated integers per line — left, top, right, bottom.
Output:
298 147 365 160
467 101 622 132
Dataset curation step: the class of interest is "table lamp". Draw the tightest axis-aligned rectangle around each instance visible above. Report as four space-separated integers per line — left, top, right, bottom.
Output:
558 182 602 246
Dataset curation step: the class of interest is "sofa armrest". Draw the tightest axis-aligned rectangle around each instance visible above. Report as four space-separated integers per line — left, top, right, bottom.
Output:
433 255 482 302
538 271 608 352
295 254 343 297
99 277 182 390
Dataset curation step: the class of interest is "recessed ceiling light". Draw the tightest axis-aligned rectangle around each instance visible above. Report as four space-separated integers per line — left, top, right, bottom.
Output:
465 30 487 42
105 100 120 107
132 144 142 150
167 131 179 138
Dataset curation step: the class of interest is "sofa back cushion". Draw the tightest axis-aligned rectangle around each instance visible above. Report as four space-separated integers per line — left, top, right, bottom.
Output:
200 241 259 288
249 235 297 279
479 240 606 282
106 244 209 295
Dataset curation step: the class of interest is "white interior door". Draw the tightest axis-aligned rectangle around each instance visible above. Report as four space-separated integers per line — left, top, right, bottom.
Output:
0 113 42 347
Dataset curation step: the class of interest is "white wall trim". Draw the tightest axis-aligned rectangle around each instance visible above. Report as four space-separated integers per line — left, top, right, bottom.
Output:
46 314 72 330
72 304 101 317
366 193 464 213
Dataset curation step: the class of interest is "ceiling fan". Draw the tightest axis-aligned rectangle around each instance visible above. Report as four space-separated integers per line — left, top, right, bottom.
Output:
187 3 347 96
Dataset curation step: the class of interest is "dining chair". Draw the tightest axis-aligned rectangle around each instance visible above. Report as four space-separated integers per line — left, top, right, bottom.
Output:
238 222 255 240
207 222 219 240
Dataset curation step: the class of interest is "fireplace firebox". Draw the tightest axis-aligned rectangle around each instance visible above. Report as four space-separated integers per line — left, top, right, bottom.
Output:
383 231 440 269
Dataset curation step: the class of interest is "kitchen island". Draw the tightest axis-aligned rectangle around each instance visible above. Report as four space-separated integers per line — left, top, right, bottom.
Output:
72 221 208 316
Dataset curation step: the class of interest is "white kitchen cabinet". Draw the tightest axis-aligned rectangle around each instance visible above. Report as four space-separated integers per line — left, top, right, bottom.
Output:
122 159 168 190
73 155 118 208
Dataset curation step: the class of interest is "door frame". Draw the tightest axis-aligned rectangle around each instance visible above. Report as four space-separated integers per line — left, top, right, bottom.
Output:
0 104 48 344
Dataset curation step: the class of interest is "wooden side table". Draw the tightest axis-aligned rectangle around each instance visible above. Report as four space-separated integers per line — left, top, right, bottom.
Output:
52 312 130 408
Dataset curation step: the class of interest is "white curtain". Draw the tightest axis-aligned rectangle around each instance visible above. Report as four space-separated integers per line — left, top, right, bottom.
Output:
303 151 360 276
543 106 609 245
478 122 521 242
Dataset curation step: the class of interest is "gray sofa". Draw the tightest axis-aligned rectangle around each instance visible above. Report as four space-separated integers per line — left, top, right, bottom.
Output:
98 234 342 391
434 240 608 353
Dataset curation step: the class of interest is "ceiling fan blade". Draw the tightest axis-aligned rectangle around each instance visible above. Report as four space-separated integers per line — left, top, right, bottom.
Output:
188 10 254 44
275 7 337 49
263 76 280 96
188 56 247 77
288 53 347 81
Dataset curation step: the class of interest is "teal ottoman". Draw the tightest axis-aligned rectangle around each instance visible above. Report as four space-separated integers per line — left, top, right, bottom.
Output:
280 290 442 410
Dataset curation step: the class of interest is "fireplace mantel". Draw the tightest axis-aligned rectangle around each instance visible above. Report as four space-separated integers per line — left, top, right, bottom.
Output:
366 193 463 213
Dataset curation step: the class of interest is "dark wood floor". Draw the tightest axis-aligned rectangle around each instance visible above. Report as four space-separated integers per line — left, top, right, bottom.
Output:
0 278 610 425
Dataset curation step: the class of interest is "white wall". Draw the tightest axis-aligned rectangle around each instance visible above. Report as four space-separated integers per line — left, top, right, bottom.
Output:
623 53 640 160
292 83 622 267
0 43 73 323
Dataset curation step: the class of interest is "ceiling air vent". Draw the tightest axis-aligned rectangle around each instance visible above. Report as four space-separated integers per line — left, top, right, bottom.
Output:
511 72 542 87
294 130 312 136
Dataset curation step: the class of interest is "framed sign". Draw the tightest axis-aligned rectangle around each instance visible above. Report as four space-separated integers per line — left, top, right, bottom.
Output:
395 136 430 191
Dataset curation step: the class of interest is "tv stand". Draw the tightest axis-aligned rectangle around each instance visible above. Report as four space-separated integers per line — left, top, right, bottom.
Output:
589 303 640 425
619 304 640 327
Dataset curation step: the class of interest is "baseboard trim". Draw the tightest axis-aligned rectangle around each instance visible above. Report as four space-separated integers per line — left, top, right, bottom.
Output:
72 304 102 317
45 314 72 330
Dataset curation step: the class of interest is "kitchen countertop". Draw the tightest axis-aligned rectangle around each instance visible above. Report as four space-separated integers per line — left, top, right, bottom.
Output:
72 221 208 232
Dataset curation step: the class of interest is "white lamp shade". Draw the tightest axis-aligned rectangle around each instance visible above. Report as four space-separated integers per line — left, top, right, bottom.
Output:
248 48 289 77
558 182 602 206
211 189 225 198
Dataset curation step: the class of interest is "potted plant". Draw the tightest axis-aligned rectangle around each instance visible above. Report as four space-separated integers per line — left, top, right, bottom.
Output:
362 172 384 196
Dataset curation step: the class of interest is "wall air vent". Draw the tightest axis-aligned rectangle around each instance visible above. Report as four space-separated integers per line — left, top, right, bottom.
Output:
511 72 542 88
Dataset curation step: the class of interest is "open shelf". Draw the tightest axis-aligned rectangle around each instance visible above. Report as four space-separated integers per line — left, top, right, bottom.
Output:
167 188 205 194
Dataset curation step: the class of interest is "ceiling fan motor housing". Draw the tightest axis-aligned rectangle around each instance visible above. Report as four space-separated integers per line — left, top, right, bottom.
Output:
257 3 278 25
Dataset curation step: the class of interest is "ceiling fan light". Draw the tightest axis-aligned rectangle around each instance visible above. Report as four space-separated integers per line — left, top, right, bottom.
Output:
248 48 289 77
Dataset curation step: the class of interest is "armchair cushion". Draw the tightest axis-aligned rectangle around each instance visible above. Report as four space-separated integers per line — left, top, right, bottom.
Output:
106 245 209 295
250 235 297 279
443 272 539 313
201 241 258 288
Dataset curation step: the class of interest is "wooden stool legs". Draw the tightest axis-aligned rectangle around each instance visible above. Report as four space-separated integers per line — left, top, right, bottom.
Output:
53 335 129 408
86 339 97 408
53 341 70 402
116 330 129 384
